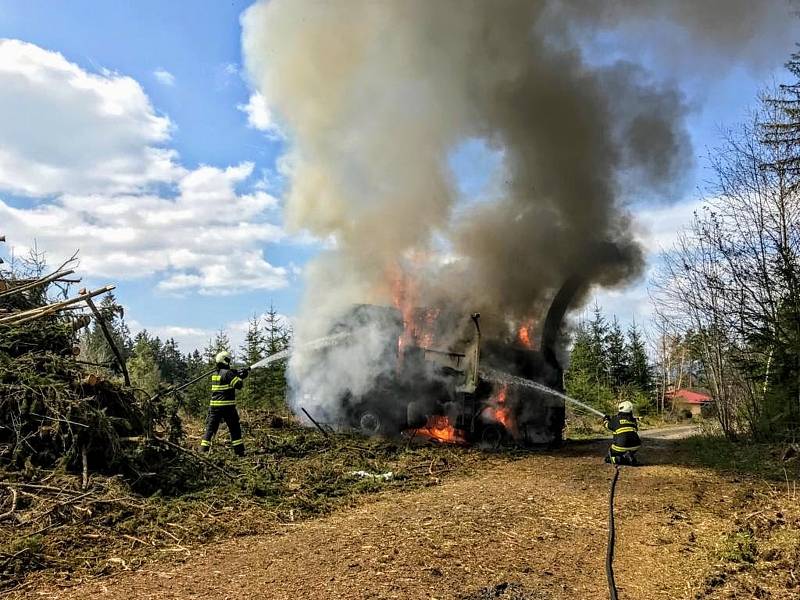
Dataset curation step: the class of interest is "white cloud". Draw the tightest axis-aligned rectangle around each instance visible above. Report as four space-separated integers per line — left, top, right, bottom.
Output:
238 91 280 135
631 197 703 254
0 40 289 296
0 39 182 196
153 68 175 86
0 162 287 293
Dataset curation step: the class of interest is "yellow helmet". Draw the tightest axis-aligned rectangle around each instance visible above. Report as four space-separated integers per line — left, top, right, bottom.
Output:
215 350 232 366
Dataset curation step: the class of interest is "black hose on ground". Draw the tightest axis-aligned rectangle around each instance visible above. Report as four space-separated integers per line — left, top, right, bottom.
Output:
606 465 621 600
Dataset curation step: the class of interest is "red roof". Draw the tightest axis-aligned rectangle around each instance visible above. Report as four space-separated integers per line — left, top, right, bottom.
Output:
668 389 713 404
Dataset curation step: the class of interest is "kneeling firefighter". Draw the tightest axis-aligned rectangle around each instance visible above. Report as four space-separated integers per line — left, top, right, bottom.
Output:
603 401 641 465
200 351 249 456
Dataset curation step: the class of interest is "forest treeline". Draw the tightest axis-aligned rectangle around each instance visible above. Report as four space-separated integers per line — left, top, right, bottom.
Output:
78 295 291 414
650 52 800 441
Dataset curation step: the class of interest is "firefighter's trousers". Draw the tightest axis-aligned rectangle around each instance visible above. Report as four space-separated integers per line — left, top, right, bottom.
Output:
605 445 640 466
200 405 244 456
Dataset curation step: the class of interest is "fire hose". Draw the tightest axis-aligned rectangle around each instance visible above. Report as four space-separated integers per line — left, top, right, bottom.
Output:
150 332 352 402
606 465 621 600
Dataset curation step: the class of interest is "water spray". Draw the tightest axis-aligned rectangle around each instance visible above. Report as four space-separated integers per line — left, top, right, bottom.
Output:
479 367 606 418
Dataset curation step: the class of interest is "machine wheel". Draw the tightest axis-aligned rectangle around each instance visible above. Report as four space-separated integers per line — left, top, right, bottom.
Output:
480 423 505 449
358 411 382 435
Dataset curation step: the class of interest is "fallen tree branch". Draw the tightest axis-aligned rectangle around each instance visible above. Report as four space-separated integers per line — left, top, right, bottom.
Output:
0 269 76 299
300 406 330 438
83 293 130 386
152 436 235 481
0 488 17 521
0 284 115 326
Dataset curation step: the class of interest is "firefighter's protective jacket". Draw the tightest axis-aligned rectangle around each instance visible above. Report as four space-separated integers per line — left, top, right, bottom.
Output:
210 367 244 406
604 412 641 452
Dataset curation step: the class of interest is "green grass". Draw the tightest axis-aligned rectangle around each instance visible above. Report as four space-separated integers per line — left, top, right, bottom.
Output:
717 530 758 564
675 434 799 480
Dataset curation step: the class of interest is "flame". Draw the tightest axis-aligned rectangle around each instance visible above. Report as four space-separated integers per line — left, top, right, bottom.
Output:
409 415 467 444
391 266 417 352
517 319 535 349
483 384 515 433
391 265 442 350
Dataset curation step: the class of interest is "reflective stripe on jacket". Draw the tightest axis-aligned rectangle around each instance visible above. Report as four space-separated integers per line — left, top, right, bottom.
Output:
210 367 243 406
605 412 641 451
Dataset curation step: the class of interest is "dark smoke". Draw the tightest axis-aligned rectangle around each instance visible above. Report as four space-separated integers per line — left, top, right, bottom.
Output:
241 0 798 417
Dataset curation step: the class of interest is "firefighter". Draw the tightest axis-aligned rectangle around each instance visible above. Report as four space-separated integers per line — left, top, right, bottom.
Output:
200 351 249 456
603 400 641 465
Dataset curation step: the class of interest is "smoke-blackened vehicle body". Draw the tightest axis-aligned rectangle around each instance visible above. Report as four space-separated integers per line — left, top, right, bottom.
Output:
294 287 572 446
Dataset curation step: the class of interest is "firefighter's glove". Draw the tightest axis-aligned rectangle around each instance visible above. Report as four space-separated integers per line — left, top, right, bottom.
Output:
239 367 250 379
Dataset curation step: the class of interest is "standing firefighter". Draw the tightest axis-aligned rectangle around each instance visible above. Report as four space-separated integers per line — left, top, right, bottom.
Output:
603 401 641 465
200 351 249 456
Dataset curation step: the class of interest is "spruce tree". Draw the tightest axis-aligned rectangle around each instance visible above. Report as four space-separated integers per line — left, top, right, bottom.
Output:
565 315 615 413
263 303 291 408
239 315 266 407
204 330 232 366
128 336 162 395
606 317 629 390
80 292 133 375
627 321 652 394
159 338 187 385
183 349 208 415
588 304 609 385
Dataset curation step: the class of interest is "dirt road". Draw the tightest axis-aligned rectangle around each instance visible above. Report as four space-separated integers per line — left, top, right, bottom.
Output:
25 438 762 600
640 425 700 441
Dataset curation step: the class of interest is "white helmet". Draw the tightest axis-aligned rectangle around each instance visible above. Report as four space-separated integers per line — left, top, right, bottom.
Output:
215 350 232 366
618 400 634 414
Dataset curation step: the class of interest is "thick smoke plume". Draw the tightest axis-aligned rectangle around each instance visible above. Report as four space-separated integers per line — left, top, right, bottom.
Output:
241 0 797 420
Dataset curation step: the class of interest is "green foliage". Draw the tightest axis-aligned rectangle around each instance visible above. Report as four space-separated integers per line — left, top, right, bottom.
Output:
74 293 295 416
565 305 655 414
237 304 292 409
128 335 162 396
717 530 757 564
239 315 266 408
79 293 132 371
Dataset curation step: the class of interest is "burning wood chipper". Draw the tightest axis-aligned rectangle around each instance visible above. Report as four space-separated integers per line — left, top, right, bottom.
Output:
287 272 604 448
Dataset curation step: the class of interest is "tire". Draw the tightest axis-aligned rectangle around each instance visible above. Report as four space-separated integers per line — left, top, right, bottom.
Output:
480 423 505 449
406 401 428 429
358 411 382 435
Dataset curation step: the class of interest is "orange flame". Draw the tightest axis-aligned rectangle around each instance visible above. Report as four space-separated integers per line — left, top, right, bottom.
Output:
391 266 417 352
483 384 515 432
409 415 467 445
517 319 535 349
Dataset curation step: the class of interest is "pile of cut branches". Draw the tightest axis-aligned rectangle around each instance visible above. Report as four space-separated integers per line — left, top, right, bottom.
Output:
0 259 179 474
0 257 212 589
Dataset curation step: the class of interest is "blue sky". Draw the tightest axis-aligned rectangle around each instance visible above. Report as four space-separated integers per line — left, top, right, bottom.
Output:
0 1 797 352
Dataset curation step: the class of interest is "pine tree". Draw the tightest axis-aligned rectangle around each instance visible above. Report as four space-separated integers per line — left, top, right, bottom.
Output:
239 315 266 407
128 336 162 395
606 317 629 390
262 303 291 408
627 321 652 394
588 304 609 385
204 330 232 366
